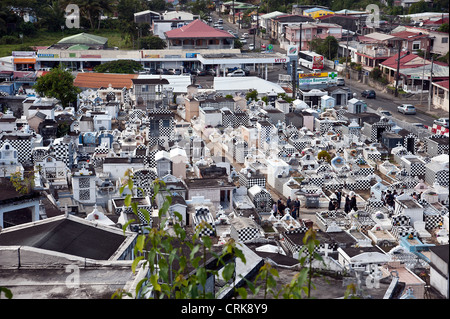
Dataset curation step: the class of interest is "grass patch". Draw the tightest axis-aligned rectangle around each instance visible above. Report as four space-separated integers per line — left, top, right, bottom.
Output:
0 29 131 57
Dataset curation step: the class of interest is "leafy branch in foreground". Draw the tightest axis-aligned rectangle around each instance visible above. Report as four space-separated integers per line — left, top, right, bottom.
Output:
114 175 351 299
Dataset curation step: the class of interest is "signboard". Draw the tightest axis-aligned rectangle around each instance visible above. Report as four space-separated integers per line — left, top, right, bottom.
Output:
312 55 324 69
298 77 330 84
12 51 36 57
287 45 298 57
38 53 59 58
145 54 160 58
186 53 199 58
299 72 328 79
81 54 101 58
299 72 337 79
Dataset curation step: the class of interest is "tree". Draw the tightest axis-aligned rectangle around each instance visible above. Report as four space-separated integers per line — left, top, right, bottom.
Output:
93 59 143 74
408 0 428 14
138 36 167 50
437 23 449 33
310 36 339 60
33 66 81 109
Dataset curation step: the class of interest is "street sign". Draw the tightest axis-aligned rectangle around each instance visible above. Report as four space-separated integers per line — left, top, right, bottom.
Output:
334 60 339 65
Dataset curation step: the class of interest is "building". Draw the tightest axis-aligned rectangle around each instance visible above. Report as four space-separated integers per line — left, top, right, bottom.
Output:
303 8 335 19
165 19 235 50
284 22 342 51
432 80 449 111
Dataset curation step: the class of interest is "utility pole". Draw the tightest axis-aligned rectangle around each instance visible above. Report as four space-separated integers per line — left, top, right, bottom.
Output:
233 0 235 24
420 49 427 105
427 54 434 112
394 41 402 98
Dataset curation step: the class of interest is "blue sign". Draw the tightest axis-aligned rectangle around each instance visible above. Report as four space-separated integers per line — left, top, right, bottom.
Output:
186 53 199 58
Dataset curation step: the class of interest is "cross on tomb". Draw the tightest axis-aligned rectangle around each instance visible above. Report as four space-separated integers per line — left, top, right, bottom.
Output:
319 243 334 257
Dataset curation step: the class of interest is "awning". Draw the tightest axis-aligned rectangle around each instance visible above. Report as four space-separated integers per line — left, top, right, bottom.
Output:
14 58 36 64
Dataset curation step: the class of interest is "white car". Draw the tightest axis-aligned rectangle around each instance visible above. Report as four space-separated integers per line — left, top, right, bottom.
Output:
397 104 416 115
248 44 255 50
227 69 246 77
434 117 449 128
242 33 249 38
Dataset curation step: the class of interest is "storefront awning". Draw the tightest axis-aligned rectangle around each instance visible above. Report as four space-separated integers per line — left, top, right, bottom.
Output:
14 58 36 64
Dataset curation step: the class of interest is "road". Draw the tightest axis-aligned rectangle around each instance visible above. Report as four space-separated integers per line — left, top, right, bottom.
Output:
209 13 445 128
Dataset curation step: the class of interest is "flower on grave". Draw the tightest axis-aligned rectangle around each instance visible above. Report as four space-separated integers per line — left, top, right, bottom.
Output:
94 214 99 220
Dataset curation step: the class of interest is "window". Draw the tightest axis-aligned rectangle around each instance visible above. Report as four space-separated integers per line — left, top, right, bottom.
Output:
141 85 149 92
412 41 420 50
442 37 448 44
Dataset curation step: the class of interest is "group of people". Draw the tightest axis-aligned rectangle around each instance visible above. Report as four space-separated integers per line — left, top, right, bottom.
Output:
328 190 358 214
272 196 301 219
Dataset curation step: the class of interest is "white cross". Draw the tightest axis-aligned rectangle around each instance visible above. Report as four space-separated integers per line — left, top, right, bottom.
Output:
320 243 333 257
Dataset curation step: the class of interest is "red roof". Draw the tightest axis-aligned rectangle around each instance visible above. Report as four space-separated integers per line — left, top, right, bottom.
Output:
390 31 428 40
435 80 449 90
165 19 234 39
380 52 426 69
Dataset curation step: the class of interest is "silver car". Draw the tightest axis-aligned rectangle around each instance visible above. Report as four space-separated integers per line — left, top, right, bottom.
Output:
397 104 416 115
434 117 449 128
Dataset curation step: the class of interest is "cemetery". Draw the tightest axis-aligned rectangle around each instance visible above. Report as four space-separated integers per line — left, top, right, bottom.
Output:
0 70 448 300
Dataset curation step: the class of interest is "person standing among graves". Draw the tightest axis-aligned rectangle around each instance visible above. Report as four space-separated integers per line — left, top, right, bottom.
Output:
286 196 292 210
292 197 300 220
349 191 358 212
272 202 278 216
335 190 342 209
344 194 351 214
328 198 338 211
278 200 286 216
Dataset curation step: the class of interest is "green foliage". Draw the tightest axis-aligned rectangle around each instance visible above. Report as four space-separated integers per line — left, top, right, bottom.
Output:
138 36 167 50
115 175 331 299
234 39 243 49
408 0 429 14
318 150 331 163
33 66 81 108
437 23 449 33
93 59 143 74
309 36 339 60
245 90 258 101
0 287 13 299
9 171 35 195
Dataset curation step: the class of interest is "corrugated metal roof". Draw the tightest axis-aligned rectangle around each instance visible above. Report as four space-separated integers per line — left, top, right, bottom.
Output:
57 33 108 45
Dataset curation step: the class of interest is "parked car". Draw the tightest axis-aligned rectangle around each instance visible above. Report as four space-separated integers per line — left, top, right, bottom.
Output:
205 69 216 76
156 68 169 75
397 104 416 114
248 43 255 50
242 33 249 39
226 69 246 77
336 77 345 86
434 117 449 128
168 68 181 75
239 38 247 44
214 23 223 29
361 89 376 99
217 19 223 24
192 69 206 76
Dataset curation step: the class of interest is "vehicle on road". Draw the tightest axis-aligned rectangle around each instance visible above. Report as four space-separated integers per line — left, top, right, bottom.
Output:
217 19 223 24
156 68 169 75
298 51 324 70
168 68 181 75
397 104 416 115
336 77 345 86
226 69 246 77
239 38 247 44
191 69 206 76
242 33 249 39
434 117 449 128
205 69 216 76
361 89 376 99
214 24 223 29
379 110 392 117
248 44 255 50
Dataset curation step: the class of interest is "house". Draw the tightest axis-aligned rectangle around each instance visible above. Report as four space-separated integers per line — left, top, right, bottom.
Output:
390 30 430 54
432 80 449 112
267 14 313 44
131 78 169 109
152 19 192 40
164 19 235 50
428 244 449 298
134 9 160 25
284 22 342 51
303 8 335 19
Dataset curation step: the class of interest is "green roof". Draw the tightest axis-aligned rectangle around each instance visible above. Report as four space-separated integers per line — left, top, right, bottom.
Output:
67 44 90 50
58 33 108 45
